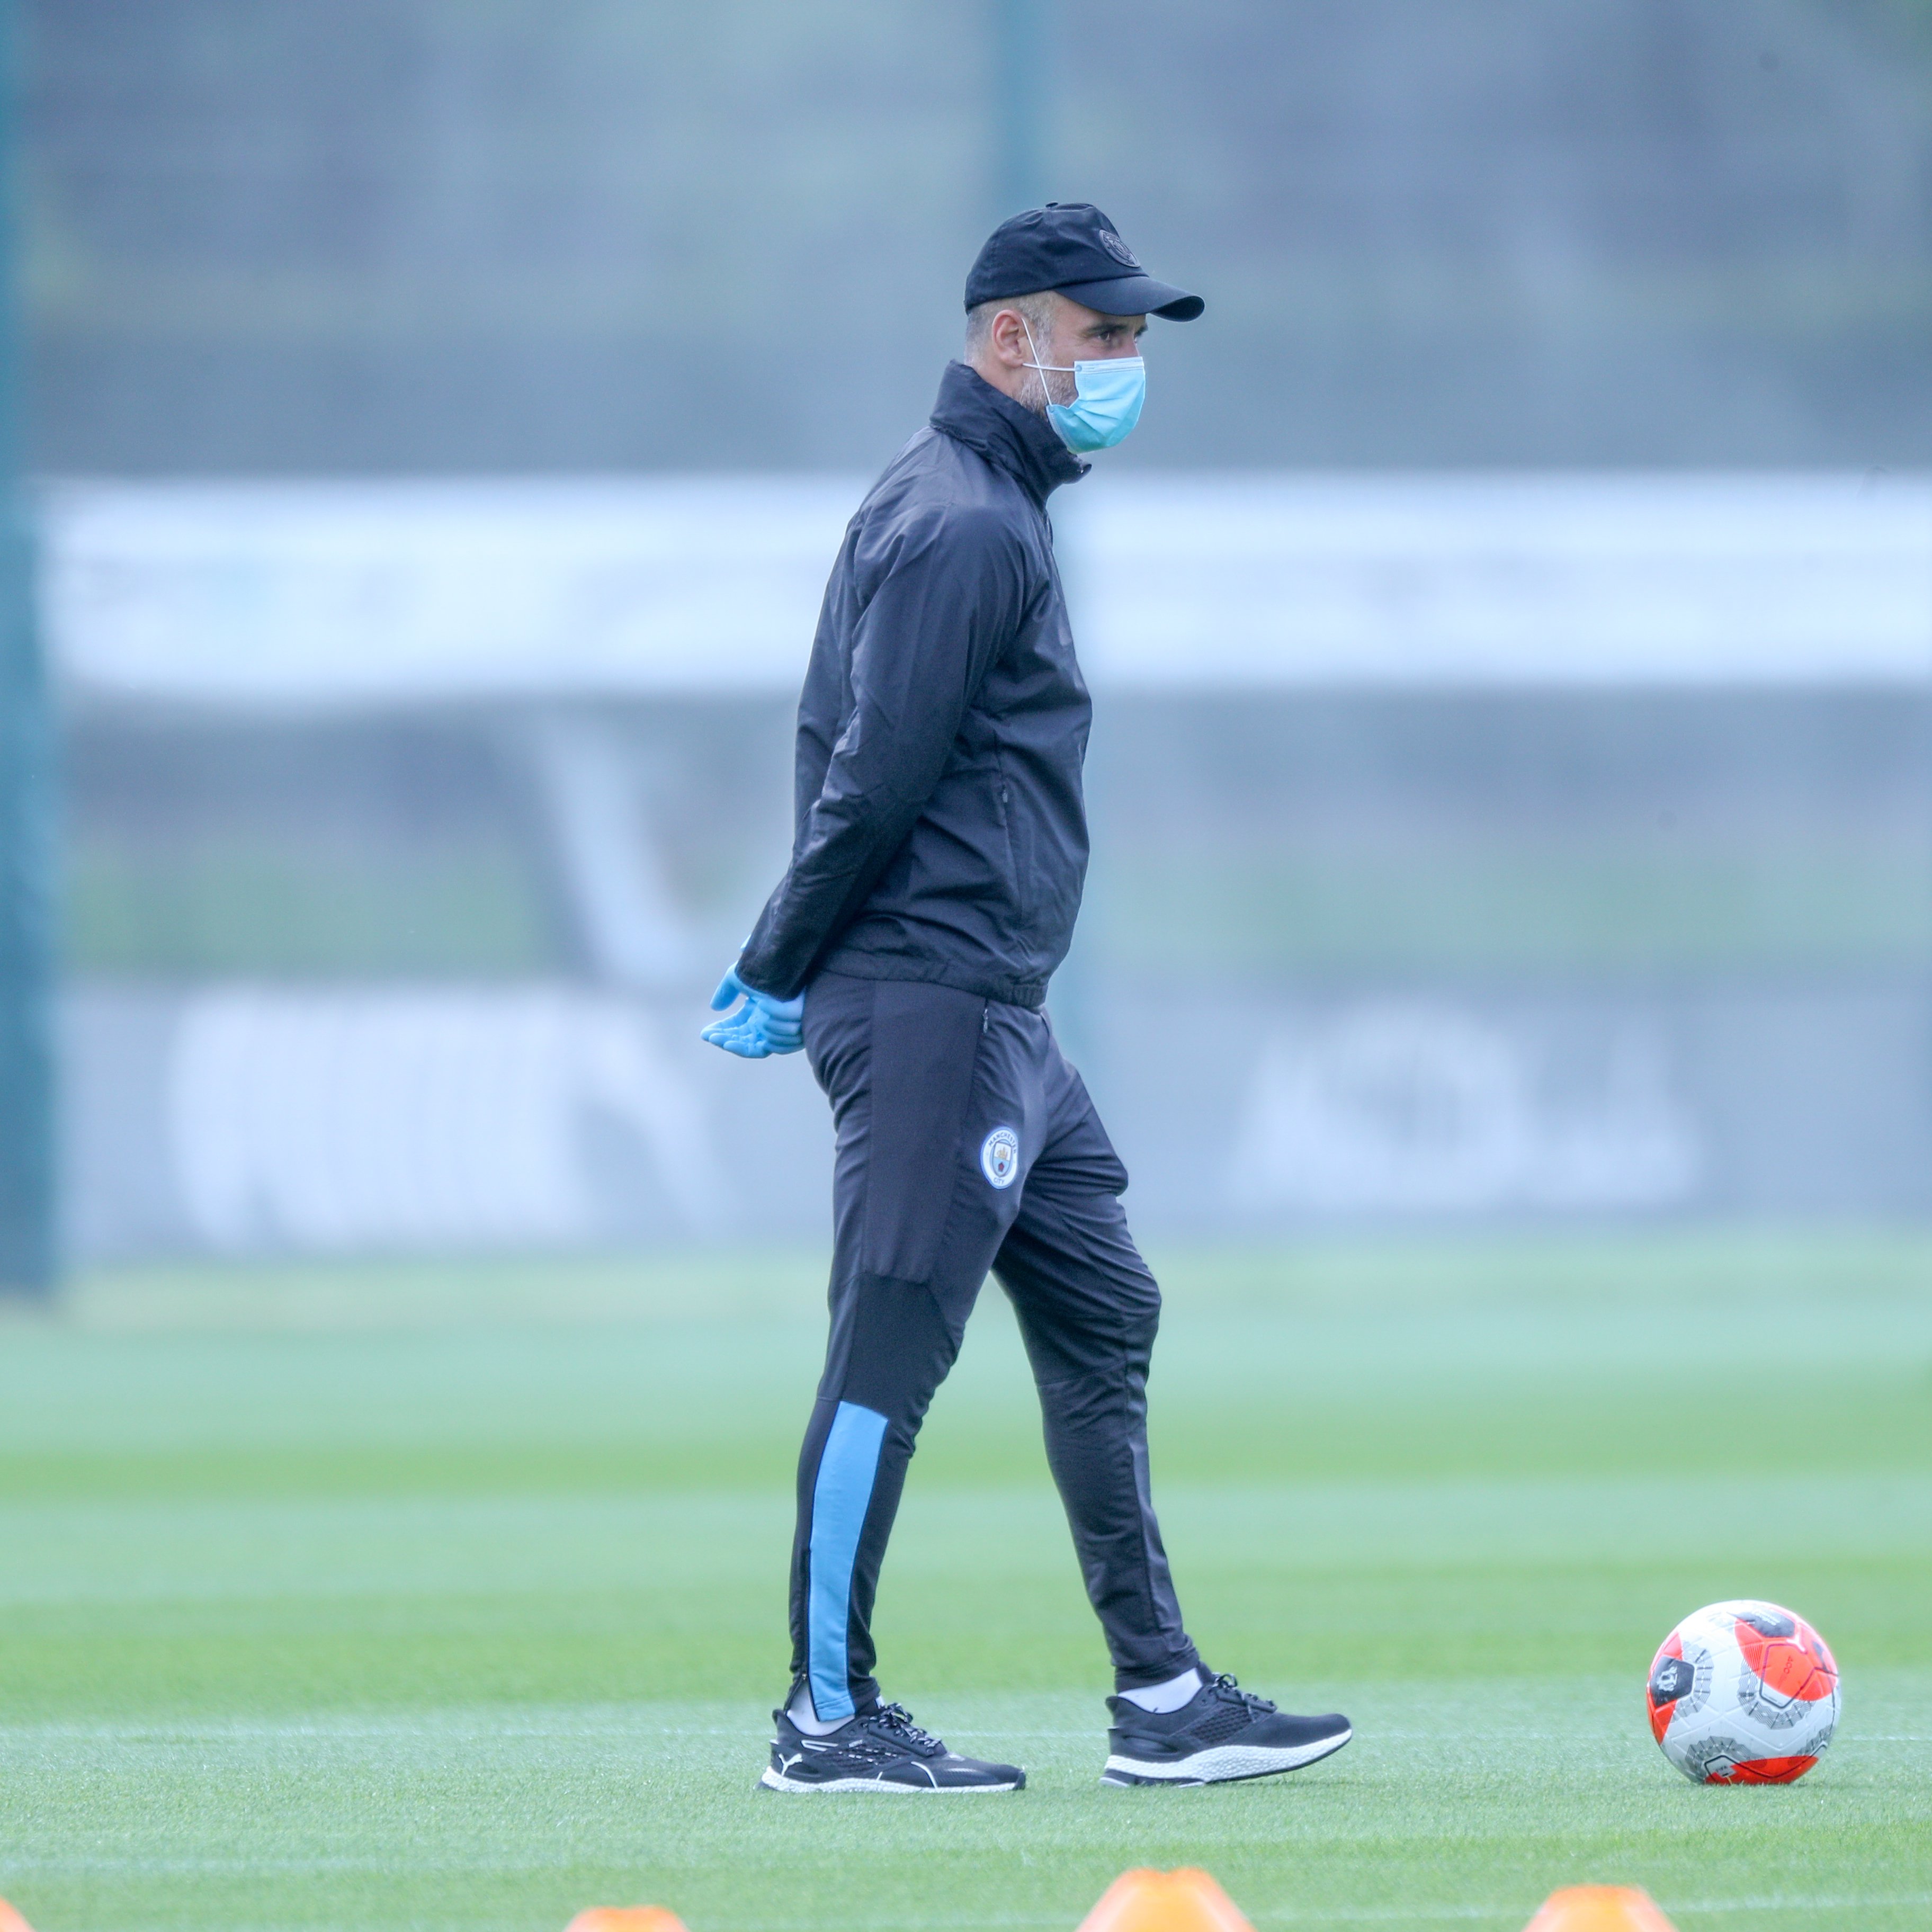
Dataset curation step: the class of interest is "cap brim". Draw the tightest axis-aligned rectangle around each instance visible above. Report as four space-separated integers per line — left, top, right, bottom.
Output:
1053 272 1204 322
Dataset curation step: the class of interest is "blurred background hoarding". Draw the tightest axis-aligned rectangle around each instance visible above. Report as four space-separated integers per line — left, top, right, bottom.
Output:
31 0 1932 474
17 0 1932 1263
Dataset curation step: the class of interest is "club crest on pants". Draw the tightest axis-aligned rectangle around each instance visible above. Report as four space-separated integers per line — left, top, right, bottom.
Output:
980 1125 1020 1188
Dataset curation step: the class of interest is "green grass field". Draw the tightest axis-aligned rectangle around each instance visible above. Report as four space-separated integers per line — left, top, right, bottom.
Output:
1 1234 1928 1932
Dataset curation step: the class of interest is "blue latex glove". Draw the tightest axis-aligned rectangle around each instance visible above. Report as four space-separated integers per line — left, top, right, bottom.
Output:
701 964 805 1059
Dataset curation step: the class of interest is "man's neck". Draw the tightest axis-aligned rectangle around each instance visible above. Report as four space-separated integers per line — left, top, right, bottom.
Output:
965 349 1036 412
930 362 1086 506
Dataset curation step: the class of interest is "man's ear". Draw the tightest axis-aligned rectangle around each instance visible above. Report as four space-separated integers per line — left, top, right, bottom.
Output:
989 307 1030 368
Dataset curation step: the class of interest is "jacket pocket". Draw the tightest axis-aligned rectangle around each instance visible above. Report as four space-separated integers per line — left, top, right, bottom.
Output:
991 757 1030 939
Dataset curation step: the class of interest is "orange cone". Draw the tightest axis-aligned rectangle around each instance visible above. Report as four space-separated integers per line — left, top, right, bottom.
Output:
1076 1868 1256 1932
564 1911 690 1932
1523 1888 1679 1931
0 1902 33 1932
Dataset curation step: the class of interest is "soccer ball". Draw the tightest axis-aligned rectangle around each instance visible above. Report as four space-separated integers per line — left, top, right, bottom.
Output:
1645 1599 1839 1784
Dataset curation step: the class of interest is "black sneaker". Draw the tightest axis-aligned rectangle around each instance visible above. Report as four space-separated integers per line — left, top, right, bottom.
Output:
1102 1670 1351 1786
760 1701 1026 1793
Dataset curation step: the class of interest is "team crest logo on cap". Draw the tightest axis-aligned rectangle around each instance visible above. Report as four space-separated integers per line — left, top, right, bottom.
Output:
1097 229 1140 269
980 1126 1020 1188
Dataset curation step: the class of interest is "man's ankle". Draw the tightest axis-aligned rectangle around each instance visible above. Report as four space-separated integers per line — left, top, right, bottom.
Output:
786 1684 852 1736
1116 1666 1203 1713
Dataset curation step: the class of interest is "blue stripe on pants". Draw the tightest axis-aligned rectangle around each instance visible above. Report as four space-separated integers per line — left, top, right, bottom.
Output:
807 1399 889 1721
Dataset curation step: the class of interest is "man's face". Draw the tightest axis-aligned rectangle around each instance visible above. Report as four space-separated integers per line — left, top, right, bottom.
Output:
1035 294 1147 407
970 290 1150 413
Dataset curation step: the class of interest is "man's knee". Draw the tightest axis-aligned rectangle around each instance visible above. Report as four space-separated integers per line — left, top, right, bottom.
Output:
825 1271 964 1421
1015 1266 1161 1408
1120 1274 1160 1370
1096 1241 1162 1363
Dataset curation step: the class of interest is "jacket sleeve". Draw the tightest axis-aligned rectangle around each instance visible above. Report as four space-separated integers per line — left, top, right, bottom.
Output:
736 504 1025 998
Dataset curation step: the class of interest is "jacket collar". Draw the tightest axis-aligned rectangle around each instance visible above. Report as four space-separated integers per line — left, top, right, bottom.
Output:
929 360 1087 507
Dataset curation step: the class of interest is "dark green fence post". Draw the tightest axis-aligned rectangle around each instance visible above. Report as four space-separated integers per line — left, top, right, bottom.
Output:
0 0 56 1298
993 0 1054 218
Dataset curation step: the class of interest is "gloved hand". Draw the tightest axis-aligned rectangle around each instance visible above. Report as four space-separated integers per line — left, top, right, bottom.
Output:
701 964 806 1059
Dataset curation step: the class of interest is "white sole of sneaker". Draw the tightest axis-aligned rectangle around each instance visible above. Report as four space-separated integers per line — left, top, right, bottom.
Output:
1100 1728 1352 1786
760 1767 1022 1793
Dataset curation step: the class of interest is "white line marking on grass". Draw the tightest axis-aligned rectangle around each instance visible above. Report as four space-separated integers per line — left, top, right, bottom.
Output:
727 1902 1932 1929
0 1870 1920 1922
1343 1905 1932 1925
5 1718 1920 1761
944 1731 1664 1751
0 1857 632 1876
0 1720 765 1742
1661 1901 1932 1917
716 1903 1932 1931
1245 1906 1932 1928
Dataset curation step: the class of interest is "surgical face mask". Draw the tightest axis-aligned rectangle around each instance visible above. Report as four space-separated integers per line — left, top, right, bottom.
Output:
1021 318 1146 452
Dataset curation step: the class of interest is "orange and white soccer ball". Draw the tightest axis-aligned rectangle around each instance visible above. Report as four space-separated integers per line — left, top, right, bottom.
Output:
1646 1599 1839 1784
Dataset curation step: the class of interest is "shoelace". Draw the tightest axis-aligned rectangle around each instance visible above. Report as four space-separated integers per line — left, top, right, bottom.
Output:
873 1702 945 1755
1208 1671 1277 1716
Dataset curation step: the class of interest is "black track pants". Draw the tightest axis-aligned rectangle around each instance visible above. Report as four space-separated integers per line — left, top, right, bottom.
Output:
789 970 1200 1720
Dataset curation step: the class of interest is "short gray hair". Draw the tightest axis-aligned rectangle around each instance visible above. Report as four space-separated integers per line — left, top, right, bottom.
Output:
964 291 1059 356
964 291 1061 409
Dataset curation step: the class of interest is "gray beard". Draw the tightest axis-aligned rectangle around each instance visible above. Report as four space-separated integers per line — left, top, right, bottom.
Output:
1021 362 1075 415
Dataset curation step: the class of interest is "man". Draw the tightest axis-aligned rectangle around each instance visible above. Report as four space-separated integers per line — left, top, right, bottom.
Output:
703 203 1351 1793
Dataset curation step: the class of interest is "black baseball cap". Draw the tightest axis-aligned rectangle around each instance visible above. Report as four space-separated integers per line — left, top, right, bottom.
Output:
965 202 1204 321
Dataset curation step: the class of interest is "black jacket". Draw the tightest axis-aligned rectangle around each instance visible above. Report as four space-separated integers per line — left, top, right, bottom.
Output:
738 362 1092 1009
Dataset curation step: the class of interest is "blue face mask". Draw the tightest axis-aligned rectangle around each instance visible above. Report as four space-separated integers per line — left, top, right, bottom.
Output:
1022 320 1146 452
